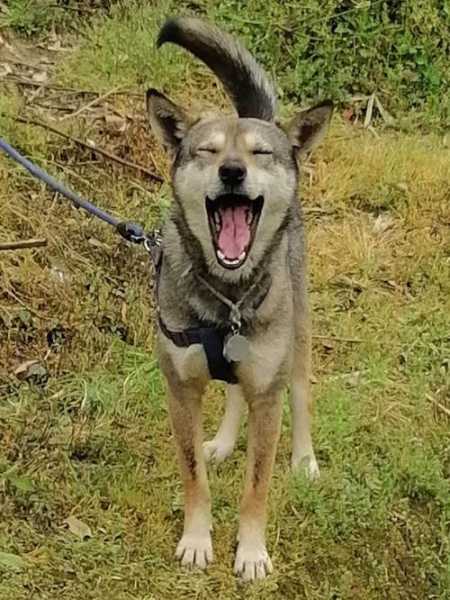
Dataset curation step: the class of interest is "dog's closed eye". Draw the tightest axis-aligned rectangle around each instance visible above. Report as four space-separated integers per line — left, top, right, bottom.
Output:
252 148 273 155
198 147 218 154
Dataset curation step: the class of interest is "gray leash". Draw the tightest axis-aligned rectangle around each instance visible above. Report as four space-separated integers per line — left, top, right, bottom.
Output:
0 136 161 256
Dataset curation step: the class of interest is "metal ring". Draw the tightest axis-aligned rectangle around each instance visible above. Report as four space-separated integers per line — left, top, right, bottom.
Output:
143 238 154 253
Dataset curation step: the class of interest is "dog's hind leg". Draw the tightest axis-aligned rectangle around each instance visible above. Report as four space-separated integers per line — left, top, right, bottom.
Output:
167 381 213 569
203 384 245 463
290 318 320 478
234 390 283 581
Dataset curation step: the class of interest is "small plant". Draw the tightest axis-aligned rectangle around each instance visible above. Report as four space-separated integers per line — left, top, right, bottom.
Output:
0 0 101 35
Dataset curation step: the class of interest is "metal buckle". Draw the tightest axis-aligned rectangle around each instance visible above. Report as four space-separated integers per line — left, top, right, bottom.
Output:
144 230 162 253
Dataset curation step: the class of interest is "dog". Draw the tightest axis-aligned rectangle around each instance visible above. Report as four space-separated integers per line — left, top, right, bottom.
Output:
147 17 332 581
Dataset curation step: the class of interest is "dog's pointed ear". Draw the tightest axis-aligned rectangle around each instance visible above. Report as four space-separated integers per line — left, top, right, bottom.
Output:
287 101 333 158
146 88 191 151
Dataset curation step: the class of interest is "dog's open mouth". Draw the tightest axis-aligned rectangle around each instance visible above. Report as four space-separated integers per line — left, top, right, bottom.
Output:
206 194 264 269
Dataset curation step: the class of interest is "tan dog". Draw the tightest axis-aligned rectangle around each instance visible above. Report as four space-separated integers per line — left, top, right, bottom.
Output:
147 17 332 581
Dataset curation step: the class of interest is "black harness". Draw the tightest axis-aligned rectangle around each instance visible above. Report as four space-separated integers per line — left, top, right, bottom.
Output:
158 315 239 384
153 249 271 385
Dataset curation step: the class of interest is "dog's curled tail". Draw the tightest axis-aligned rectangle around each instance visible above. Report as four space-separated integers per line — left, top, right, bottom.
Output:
157 17 277 121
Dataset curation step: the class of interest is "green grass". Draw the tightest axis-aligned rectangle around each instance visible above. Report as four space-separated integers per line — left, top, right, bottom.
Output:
57 1 192 93
1 3 450 599
0 0 86 35
5 0 448 127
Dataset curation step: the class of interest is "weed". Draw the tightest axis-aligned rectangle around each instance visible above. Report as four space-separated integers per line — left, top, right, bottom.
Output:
0 0 76 35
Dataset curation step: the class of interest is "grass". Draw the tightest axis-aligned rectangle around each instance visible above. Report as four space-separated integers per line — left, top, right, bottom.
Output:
0 0 93 35
1 2 450 599
4 1 450 129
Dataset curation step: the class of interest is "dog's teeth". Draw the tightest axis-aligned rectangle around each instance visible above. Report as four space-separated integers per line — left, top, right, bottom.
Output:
217 249 246 266
215 213 222 232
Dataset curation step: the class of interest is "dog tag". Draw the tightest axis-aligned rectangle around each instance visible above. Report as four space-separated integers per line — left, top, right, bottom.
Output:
223 333 250 363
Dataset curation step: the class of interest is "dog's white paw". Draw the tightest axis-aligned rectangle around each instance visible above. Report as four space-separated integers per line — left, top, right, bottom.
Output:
291 453 320 480
175 532 213 570
203 438 234 463
234 540 273 581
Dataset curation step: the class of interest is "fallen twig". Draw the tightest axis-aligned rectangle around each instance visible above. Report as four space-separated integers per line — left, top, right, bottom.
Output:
12 116 163 183
313 334 362 343
59 86 121 121
0 238 47 251
32 101 74 113
364 93 375 128
46 3 96 13
374 95 395 126
367 125 380 138
1 58 48 71
303 207 337 217
5 75 142 97
332 275 366 292
426 394 450 417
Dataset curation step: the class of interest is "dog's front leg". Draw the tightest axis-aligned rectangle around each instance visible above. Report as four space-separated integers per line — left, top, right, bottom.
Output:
234 390 283 581
167 382 213 569
203 384 245 463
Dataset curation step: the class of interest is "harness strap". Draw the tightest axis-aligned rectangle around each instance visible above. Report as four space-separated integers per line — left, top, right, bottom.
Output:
158 316 238 384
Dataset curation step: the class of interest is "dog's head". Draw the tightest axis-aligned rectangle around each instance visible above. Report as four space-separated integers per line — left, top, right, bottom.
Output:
147 18 332 281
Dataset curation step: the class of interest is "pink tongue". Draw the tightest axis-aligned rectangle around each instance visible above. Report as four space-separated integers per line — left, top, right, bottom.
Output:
217 206 250 260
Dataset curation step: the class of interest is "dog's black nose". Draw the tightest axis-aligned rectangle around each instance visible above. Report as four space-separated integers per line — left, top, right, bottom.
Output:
219 161 247 185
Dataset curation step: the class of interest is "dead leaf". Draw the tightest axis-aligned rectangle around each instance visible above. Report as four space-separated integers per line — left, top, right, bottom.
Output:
346 371 361 387
342 108 354 122
0 31 14 51
88 237 110 250
394 182 409 193
321 340 335 351
0 62 12 78
380 279 402 292
373 214 395 234
49 266 68 283
31 70 48 83
47 39 61 52
64 516 92 540
14 359 39 378
328 370 363 387
333 275 365 293
121 301 128 324
104 114 127 133
17 361 47 383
